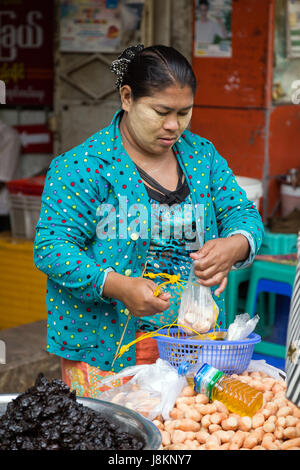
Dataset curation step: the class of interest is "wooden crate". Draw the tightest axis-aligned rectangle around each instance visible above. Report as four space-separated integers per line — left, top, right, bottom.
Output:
0 233 47 329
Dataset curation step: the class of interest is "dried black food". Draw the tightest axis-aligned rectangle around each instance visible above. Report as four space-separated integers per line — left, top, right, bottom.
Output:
0 373 145 450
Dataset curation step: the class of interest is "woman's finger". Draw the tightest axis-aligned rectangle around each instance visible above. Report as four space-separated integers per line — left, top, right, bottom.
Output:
214 277 228 296
194 263 218 281
193 255 216 272
194 255 229 277
152 296 171 313
190 240 215 259
158 292 171 301
197 272 227 288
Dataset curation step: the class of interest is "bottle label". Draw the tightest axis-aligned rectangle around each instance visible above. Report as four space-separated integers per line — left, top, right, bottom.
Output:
194 363 224 399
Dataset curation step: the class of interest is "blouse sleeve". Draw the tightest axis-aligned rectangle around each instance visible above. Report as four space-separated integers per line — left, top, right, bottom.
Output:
208 142 264 257
227 230 256 269
33 152 115 304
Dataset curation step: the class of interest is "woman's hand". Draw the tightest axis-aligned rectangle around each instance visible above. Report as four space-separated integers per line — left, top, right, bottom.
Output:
105 271 171 317
189 235 250 296
120 276 172 317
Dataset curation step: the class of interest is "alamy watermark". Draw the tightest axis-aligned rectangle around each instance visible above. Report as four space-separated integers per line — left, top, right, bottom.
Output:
95 197 204 251
0 80 5 104
291 80 300 104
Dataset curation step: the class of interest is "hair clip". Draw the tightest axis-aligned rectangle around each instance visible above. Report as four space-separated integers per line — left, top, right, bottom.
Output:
110 44 145 89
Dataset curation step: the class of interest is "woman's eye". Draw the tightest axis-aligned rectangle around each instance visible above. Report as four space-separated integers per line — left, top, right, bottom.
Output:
155 110 168 116
155 110 189 117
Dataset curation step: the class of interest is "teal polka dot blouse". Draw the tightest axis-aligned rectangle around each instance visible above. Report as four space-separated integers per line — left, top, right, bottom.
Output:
33 109 264 373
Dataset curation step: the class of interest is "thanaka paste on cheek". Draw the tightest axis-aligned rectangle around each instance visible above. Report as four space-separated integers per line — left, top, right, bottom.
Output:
131 103 161 146
126 104 192 156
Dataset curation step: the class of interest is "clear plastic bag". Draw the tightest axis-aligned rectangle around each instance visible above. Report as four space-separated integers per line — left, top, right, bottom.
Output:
98 359 187 421
177 261 218 335
226 313 260 341
101 381 162 419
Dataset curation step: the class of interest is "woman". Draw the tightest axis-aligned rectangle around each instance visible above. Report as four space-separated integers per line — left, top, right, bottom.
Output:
34 44 264 397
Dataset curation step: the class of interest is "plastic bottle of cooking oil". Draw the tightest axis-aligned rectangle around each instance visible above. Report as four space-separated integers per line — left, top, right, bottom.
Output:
178 362 263 417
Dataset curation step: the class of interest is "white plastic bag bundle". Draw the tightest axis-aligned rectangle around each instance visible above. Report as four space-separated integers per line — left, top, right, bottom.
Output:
177 261 218 335
99 359 187 421
226 313 260 341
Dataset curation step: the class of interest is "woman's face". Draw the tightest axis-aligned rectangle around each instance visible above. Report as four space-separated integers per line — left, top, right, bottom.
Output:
121 83 194 156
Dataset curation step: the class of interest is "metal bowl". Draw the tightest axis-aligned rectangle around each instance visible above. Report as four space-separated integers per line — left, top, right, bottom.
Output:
0 394 162 450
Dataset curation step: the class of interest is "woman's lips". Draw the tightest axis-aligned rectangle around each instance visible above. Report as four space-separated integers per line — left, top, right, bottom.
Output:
158 136 176 146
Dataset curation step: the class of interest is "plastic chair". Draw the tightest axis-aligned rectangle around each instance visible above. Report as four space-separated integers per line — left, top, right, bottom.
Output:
225 229 297 328
225 267 252 328
259 230 297 255
252 230 297 337
245 261 296 358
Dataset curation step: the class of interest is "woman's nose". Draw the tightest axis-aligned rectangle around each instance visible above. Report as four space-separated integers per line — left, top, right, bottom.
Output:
163 114 180 132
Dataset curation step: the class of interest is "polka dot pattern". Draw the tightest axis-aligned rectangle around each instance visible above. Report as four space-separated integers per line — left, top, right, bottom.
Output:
33 109 264 373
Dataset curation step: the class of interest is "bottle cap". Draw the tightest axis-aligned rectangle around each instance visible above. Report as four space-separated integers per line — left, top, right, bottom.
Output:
178 361 192 376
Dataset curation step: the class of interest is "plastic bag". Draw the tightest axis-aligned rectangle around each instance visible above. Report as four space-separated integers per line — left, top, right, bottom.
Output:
101 381 162 419
99 359 187 421
226 313 260 341
247 359 286 381
177 261 218 335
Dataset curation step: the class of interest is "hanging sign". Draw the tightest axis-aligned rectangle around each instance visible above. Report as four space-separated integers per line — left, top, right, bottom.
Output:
0 0 54 106
194 0 232 58
14 124 53 154
60 0 122 53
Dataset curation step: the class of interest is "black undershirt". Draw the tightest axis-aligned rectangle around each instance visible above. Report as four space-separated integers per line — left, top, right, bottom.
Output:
135 160 190 205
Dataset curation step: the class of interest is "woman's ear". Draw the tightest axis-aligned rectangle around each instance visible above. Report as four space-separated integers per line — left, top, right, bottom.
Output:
119 85 133 112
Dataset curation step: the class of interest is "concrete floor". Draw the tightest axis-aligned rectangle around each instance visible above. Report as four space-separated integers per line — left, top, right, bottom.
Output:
0 320 61 394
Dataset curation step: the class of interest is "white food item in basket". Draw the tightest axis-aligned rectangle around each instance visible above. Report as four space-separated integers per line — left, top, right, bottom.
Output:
180 305 216 335
185 311 195 325
178 262 218 335
193 317 214 334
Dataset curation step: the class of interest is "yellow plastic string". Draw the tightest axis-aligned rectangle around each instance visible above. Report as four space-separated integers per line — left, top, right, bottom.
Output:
112 270 186 366
114 298 220 360
111 261 149 367
112 263 221 365
144 272 220 340
115 322 204 360
143 271 188 298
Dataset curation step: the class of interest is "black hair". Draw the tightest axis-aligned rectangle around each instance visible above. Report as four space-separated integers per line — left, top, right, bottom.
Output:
112 44 197 99
199 0 209 7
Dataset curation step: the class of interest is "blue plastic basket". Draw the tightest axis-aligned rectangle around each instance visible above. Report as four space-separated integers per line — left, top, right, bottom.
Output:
155 328 261 375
